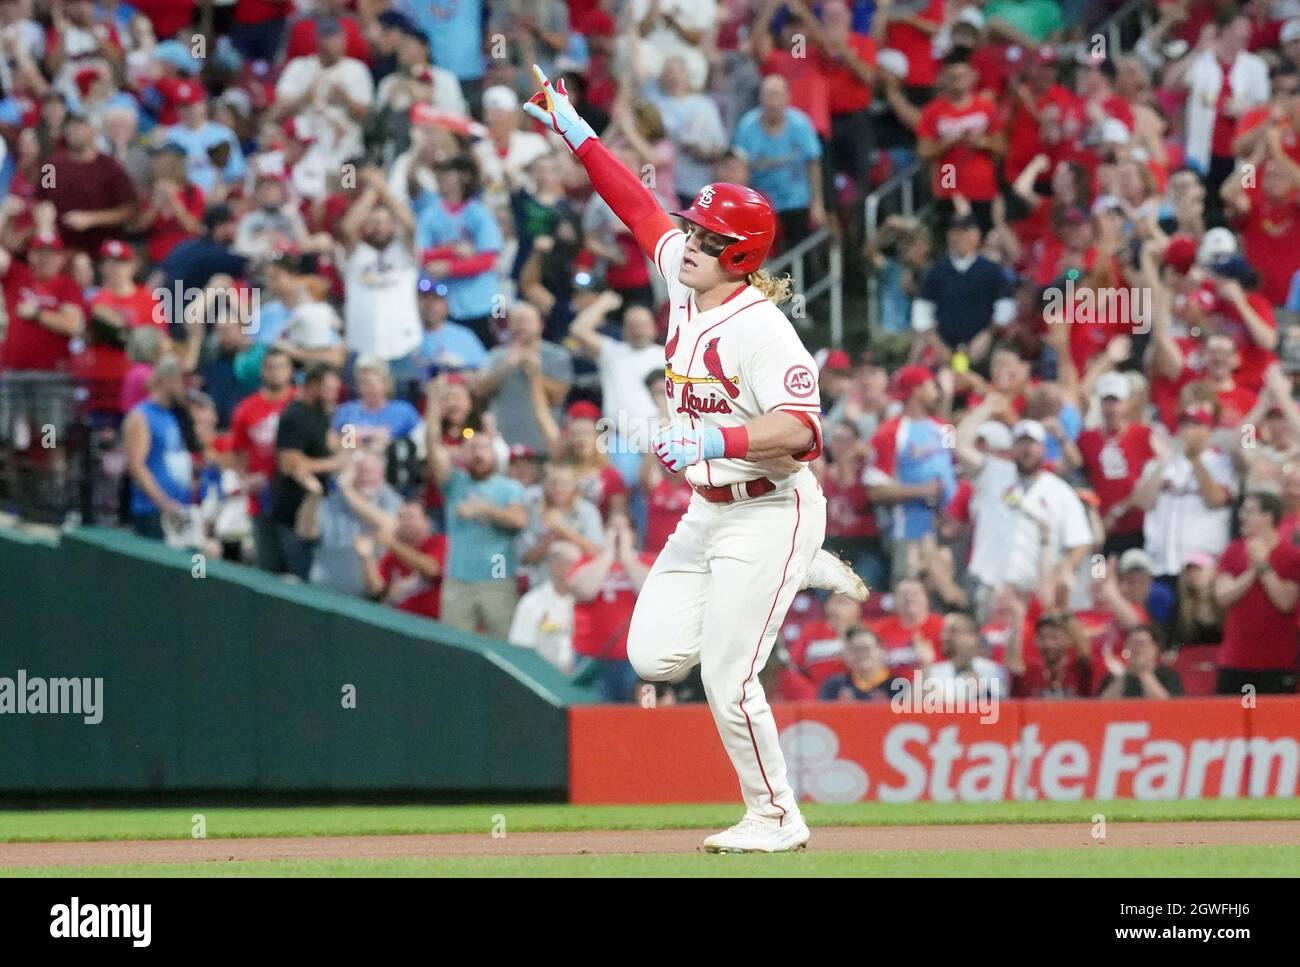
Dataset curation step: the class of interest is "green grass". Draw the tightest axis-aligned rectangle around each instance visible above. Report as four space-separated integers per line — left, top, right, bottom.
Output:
0 798 1296 844
5 845 1297 878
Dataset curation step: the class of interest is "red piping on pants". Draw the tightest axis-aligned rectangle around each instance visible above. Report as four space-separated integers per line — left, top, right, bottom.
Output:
738 489 801 826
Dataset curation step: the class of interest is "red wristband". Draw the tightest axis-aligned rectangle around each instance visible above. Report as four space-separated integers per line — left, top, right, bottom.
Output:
719 425 750 459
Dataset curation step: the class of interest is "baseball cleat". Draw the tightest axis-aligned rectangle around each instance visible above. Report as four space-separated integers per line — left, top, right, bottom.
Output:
703 816 811 854
803 548 870 601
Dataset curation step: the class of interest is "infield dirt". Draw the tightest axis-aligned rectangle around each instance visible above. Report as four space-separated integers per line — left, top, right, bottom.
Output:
1 820 1297 868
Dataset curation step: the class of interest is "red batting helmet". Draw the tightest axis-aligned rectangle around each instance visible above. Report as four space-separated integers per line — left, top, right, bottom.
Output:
671 183 776 277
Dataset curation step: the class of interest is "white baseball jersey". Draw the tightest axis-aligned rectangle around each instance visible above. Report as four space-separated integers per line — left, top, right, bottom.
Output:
651 228 822 489
1141 449 1237 576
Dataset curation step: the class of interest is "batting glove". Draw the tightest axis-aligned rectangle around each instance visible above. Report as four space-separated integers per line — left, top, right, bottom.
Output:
521 64 597 153
652 424 725 473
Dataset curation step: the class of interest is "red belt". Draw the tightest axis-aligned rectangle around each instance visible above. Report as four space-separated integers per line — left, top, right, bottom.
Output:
691 477 777 504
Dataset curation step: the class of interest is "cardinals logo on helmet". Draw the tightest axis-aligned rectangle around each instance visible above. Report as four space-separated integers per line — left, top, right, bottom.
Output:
696 186 716 208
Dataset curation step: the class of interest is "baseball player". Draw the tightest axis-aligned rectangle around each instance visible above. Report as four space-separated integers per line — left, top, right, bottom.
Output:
525 67 866 852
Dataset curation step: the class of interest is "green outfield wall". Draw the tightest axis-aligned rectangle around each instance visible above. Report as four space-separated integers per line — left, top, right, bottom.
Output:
0 526 592 795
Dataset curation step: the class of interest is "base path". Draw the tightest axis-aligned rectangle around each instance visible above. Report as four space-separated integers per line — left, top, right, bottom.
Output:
2 821 1298 868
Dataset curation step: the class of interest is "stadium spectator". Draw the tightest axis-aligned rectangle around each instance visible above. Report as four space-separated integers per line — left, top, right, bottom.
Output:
476 302 573 452
956 411 1092 614
415 156 504 347
1006 605 1093 699
331 356 421 454
312 450 403 596
355 499 447 620
819 418 885 592
36 113 136 255
1213 491 1300 694
509 539 581 673
731 75 825 252
266 363 343 580
339 166 423 365
273 16 374 169
921 611 1008 703
516 461 604 588
567 289 663 432
412 278 489 375
474 84 552 204
122 356 191 539
1098 624 1184 699
159 80 246 197
916 53 1004 232
643 56 728 206
568 513 654 702
1133 402 1237 582
868 364 956 579
910 214 1016 361
544 401 630 519
1170 10 1268 200
870 577 944 672
788 591 860 688
817 627 896 702
1078 371 1154 556
229 345 295 566
0 229 85 372
426 398 528 639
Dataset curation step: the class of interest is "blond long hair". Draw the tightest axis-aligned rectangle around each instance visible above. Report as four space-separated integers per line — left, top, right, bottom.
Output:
747 269 793 304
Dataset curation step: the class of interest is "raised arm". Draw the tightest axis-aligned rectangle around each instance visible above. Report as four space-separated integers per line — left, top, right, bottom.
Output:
523 66 675 262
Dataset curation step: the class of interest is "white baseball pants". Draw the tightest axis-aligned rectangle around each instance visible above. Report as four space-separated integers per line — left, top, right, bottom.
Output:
627 475 826 825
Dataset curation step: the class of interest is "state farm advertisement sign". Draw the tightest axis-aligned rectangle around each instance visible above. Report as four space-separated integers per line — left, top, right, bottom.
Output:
568 698 1300 804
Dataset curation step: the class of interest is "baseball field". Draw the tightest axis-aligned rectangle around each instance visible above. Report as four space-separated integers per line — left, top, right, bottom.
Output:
1 798 1298 877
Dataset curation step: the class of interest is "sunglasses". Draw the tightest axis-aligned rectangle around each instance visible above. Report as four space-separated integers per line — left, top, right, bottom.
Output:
683 224 734 258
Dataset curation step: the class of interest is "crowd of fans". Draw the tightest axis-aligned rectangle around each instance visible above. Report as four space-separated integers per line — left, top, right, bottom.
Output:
3 0 1300 703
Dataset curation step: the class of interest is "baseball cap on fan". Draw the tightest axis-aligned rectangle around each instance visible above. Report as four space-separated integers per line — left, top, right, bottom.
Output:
1162 234 1198 275
482 86 519 112
818 348 852 373
1197 227 1238 266
1012 419 1046 444
1119 548 1155 575
99 239 132 261
976 420 1013 451
892 364 934 399
1096 371 1130 401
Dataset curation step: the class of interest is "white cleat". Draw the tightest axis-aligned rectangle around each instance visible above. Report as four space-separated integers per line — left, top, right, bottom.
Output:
803 548 870 602
703 816 812 854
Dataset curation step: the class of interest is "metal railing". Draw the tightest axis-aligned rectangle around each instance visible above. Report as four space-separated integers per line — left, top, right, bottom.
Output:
766 226 844 347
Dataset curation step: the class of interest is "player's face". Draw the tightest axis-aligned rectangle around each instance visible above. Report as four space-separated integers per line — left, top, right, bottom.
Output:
680 224 734 291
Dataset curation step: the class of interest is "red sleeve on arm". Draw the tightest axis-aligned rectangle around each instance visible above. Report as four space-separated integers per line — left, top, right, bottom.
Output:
777 408 822 462
445 252 498 278
575 138 675 259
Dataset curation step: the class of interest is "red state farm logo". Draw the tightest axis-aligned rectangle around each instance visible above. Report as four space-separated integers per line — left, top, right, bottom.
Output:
784 364 816 398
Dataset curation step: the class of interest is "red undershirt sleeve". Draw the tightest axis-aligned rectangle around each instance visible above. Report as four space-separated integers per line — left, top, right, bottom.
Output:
445 252 498 277
778 409 823 463
575 138 676 260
